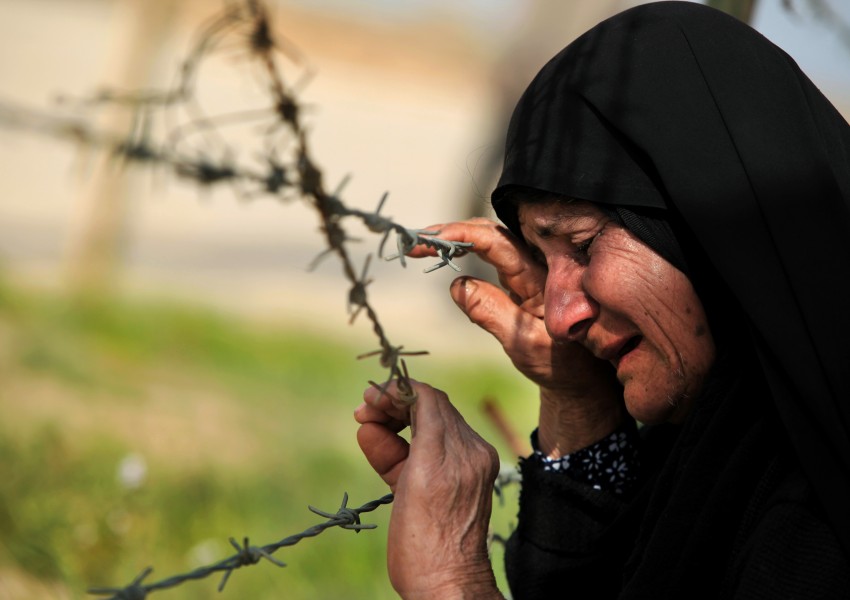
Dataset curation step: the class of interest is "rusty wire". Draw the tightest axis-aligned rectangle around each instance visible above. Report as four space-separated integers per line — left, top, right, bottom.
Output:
0 0 479 596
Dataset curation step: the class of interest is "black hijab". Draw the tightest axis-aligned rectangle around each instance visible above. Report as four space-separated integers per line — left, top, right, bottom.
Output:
491 0 850 559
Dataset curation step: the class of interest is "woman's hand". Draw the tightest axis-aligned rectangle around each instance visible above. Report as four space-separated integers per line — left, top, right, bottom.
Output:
355 379 503 599
409 219 608 394
409 219 624 454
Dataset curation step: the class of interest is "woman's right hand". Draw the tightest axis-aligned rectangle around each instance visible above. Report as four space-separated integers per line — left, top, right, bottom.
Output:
409 219 607 392
409 219 624 453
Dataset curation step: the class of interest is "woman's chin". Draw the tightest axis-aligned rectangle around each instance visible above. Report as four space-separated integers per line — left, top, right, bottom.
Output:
624 386 689 425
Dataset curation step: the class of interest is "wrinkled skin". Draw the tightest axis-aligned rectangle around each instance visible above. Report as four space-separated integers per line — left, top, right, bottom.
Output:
409 217 627 454
355 380 501 598
354 205 714 598
517 201 714 425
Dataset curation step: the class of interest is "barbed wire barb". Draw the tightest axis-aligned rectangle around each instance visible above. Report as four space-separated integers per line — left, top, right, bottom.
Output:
348 254 374 324
217 536 286 592
85 493 394 599
308 491 377 533
88 566 153 600
0 0 486 595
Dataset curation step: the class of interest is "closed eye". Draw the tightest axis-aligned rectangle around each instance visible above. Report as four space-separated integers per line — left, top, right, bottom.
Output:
526 244 548 268
571 239 593 265
574 231 602 261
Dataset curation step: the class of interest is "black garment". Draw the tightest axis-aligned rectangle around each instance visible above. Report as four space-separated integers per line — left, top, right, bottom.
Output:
528 422 642 496
505 355 850 598
488 1 850 596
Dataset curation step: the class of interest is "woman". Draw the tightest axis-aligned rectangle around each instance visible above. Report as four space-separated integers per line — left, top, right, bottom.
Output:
354 2 850 598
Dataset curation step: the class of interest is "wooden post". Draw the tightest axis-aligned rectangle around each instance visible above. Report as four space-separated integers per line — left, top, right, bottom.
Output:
65 0 180 294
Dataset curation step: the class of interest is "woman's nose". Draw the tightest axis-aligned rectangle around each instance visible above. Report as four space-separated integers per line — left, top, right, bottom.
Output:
544 265 596 342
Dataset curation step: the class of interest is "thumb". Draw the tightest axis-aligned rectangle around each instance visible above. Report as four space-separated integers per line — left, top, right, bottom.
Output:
357 422 409 492
450 276 545 349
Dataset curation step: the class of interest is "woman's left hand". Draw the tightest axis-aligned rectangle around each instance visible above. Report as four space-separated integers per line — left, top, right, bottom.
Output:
354 379 504 599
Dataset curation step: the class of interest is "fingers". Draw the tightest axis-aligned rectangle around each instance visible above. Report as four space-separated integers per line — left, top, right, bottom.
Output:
361 381 412 424
356 422 409 491
404 218 493 258
356 379 499 495
407 219 546 302
354 401 407 431
406 384 501 494
372 383 500 597
450 275 546 347
354 379 427 491
398 382 498 476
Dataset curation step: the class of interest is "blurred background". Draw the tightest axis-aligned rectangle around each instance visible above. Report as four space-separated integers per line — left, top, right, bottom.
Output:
0 0 848 598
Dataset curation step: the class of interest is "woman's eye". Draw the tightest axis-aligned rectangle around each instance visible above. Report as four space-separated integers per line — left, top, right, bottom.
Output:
573 232 602 262
531 249 548 267
575 236 596 257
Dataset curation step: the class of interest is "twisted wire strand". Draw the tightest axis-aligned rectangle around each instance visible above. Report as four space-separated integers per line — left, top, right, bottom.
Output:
87 493 394 599
0 0 473 394
0 1 480 595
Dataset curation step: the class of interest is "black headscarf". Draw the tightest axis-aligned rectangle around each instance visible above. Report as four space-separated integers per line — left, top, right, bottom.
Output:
491 0 850 559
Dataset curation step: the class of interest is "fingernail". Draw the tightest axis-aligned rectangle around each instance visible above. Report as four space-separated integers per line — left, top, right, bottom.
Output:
463 278 477 293
364 382 383 404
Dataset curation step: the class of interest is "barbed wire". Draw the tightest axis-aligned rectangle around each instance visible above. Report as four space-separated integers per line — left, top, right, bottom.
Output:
493 462 523 506
0 0 483 595
87 493 394 599
0 0 473 399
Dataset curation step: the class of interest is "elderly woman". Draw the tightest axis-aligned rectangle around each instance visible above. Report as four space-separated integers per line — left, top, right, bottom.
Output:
354 2 850 598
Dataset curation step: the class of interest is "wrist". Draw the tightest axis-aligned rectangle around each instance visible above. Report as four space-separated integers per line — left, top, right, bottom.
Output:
399 562 502 600
537 386 625 457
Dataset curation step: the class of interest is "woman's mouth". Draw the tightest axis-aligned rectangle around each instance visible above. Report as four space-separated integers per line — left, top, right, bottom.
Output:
595 335 644 367
614 336 642 367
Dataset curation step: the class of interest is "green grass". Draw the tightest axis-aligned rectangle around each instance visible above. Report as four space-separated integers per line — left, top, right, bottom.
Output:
0 275 535 599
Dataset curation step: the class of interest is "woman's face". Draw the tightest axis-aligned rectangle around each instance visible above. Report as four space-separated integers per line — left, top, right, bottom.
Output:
518 199 715 424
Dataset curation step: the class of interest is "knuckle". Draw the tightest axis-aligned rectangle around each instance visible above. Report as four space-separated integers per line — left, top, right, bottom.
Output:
514 322 546 350
483 445 501 481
